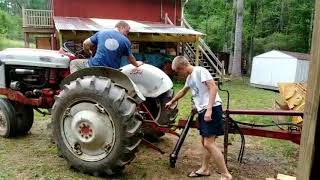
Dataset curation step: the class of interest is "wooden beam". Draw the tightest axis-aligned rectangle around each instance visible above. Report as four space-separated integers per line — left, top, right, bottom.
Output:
297 0 320 179
23 27 54 34
60 31 94 41
194 35 200 65
59 30 198 43
24 32 30 48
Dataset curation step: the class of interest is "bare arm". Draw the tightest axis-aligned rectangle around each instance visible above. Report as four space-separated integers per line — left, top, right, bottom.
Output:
83 38 94 54
204 80 218 121
172 86 190 103
128 54 143 67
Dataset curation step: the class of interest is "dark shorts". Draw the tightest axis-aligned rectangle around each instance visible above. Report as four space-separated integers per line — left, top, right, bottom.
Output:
198 105 224 137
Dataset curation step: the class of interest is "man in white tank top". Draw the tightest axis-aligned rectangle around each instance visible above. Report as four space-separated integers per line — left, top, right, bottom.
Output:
166 56 232 180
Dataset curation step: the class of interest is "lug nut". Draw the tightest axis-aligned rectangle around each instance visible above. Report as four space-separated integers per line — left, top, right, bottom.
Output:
104 144 112 152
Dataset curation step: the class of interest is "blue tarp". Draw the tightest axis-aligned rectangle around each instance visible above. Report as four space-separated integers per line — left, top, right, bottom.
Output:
120 53 172 68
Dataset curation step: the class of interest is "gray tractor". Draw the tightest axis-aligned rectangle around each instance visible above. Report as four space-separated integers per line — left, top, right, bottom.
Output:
0 47 178 175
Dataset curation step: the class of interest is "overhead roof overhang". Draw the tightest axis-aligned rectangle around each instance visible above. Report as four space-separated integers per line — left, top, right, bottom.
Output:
53 16 204 43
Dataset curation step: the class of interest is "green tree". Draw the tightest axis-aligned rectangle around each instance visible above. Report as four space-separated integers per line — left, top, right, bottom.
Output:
184 0 314 75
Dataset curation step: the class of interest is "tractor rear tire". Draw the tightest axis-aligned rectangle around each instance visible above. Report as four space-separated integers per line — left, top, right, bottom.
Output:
143 89 178 142
0 98 17 138
12 103 34 135
52 76 141 176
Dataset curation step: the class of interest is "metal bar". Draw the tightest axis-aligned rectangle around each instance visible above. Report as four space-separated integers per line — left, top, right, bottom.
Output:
237 126 301 144
170 111 196 168
176 119 198 129
226 109 304 117
177 109 303 129
142 139 165 154
224 115 230 164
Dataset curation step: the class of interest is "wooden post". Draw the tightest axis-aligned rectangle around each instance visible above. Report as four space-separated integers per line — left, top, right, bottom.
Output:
195 36 200 65
58 32 63 49
22 6 25 27
24 33 30 48
165 13 168 24
297 0 320 179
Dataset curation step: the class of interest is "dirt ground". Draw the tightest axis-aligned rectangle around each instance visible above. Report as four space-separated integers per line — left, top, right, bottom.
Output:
0 118 299 180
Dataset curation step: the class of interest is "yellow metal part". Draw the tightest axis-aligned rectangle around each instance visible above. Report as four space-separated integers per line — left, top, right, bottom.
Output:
60 30 202 43
278 83 307 124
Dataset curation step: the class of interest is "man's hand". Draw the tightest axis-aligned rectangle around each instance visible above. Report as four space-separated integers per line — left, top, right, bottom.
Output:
135 61 144 67
165 101 174 110
83 38 94 54
128 55 144 67
204 108 213 122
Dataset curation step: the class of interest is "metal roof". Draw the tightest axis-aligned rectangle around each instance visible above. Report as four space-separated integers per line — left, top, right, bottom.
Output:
281 51 311 61
53 16 203 36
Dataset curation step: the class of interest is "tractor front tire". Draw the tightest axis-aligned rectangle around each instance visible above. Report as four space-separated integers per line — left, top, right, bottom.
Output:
52 76 141 176
13 103 34 135
143 89 178 142
0 98 17 138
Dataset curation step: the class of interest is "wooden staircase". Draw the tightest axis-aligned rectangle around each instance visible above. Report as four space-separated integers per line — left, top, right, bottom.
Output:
182 18 225 80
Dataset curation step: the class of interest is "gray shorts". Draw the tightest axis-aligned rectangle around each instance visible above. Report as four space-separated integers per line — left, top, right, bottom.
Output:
70 59 89 73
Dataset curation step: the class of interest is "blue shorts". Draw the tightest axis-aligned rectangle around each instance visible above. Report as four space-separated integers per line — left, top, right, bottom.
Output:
198 105 224 137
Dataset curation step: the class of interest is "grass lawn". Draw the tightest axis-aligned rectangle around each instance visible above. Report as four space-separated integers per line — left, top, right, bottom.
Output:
0 38 35 50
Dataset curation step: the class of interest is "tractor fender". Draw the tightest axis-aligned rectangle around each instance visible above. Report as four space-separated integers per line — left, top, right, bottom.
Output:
60 67 145 103
121 64 173 98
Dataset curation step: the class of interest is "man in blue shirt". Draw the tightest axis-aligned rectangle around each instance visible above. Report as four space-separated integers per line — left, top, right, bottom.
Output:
70 21 143 73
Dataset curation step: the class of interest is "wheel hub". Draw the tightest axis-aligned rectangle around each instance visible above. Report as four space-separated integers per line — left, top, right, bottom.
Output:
62 102 115 162
71 110 111 146
78 122 93 138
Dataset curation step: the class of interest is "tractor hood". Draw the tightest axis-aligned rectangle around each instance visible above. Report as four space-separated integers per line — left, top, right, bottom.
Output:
0 48 70 68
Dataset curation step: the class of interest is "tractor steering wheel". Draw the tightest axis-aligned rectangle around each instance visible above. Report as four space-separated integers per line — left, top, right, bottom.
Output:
63 41 92 59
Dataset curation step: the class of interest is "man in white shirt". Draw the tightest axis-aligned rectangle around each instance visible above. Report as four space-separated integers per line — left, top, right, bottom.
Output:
165 56 232 180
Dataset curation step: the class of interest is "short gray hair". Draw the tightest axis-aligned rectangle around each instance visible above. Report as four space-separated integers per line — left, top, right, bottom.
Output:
115 21 130 28
172 56 190 70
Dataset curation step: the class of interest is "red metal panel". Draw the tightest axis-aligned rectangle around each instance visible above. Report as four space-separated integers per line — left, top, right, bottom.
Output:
162 0 181 25
0 88 55 108
52 0 174 23
53 0 181 25
237 126 301 144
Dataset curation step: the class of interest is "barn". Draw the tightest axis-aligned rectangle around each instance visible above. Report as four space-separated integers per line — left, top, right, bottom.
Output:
22 0 225 78
250 50 310 90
